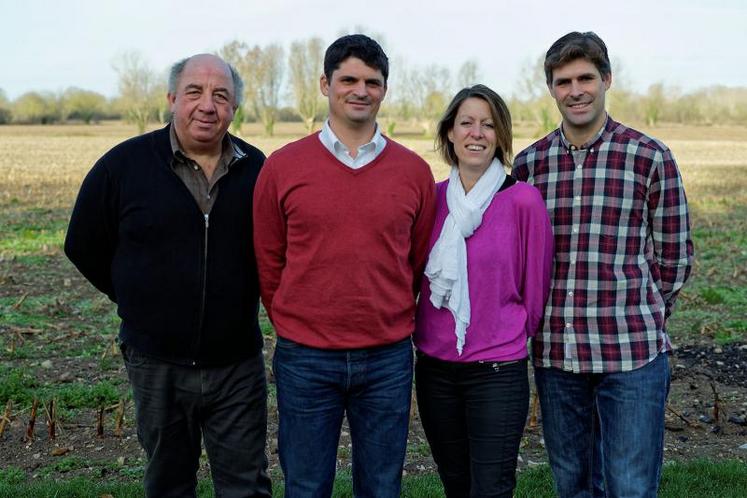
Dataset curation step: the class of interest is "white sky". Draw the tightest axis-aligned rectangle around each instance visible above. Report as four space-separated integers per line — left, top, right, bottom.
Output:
2 0 746 101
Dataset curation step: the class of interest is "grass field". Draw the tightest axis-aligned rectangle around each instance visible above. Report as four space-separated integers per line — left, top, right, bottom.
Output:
1 120 746 496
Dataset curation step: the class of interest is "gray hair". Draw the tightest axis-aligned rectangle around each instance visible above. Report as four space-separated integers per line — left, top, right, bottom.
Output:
168 55 244 107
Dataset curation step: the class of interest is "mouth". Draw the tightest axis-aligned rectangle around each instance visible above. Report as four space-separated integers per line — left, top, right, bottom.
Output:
466 144 486 151
567 101 591 111
347 100 370 108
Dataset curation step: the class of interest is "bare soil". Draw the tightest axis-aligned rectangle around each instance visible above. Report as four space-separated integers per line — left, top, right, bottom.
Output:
1 254 746 483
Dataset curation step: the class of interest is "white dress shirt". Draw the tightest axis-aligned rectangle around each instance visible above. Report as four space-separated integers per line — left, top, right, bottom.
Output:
318 120 387 169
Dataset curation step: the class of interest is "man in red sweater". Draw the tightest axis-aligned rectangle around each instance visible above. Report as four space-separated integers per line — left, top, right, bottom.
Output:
254 34 436 497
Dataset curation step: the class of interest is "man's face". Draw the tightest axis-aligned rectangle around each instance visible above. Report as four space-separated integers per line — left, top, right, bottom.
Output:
168 55 236 154
320 57 386 130
548 58 611 137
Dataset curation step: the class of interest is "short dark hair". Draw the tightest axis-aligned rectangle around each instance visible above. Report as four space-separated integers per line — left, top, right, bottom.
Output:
544 31 611 86
436 84 513 168
323 34 389 83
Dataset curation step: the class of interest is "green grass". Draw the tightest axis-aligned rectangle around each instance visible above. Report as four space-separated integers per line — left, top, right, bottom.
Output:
0 368 124 410
665 216 747 344
0 367 38 405
658 459 747 498
0 461 744 497
0 295 54 329
0 209 67 258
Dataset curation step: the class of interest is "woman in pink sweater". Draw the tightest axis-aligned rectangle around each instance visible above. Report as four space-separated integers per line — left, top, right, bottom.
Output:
414 84 554 498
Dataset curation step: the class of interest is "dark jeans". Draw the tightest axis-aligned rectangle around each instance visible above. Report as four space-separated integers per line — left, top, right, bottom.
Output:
415 352 529 498
535 353 670 498
122 344 271 498
273 336 413 498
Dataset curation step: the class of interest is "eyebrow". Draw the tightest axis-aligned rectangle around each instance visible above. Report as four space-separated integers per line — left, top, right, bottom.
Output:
183 83 231 94
339 75 384 85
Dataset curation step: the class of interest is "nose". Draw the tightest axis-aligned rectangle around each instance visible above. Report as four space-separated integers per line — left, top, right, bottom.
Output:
197 93 217 113
468 122 483 138
570 79 584 97
351 80 367 97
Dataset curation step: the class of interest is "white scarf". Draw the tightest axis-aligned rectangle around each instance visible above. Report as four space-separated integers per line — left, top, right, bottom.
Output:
424 158 506 355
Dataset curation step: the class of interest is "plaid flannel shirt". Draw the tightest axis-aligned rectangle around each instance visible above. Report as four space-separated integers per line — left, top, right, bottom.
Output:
513 116 694 373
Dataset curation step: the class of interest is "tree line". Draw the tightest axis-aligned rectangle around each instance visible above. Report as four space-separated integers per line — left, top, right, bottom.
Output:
2 39 747 135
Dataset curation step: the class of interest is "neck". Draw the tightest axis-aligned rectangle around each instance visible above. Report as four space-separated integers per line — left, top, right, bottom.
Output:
328 119 376 154
562 113 607 148
458 163 490 194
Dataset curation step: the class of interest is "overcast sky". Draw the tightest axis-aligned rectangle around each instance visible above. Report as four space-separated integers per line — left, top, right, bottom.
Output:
3 0 746 101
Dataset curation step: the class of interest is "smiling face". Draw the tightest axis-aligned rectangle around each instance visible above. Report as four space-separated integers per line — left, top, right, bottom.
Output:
549 58 611 144
447 97 497 173
168 54 236 155
320 56 386 132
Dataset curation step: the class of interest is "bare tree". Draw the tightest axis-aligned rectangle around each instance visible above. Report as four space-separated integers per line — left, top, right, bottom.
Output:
642 83 666 127
217 40 251 134
0 89 11 124
456 60 481 90
112 51 162 134
288 37 324 134
515 55 559 136
250 44 284 136
606 57 638 123
219 42 284 136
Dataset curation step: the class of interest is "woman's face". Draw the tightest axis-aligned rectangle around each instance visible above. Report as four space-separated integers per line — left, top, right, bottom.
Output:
447 97 497 171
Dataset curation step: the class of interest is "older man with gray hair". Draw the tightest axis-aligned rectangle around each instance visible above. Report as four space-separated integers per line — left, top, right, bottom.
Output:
65 54 271 497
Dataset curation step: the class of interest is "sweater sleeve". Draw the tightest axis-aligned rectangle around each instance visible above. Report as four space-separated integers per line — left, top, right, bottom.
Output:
252 158 286 323
519 186 554 337
409 170 437 297
64 158 118 301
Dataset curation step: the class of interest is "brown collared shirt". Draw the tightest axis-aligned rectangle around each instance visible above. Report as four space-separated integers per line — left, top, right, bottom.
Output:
169 125 245 214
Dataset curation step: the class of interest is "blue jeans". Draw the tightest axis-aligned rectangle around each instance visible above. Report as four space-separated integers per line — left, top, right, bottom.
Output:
273 336 413 498
535 353 670 498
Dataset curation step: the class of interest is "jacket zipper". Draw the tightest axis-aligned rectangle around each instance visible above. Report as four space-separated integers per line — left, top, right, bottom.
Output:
193 213 209 365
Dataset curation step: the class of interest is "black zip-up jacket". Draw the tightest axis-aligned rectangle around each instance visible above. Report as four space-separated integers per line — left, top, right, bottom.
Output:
65 125 265 366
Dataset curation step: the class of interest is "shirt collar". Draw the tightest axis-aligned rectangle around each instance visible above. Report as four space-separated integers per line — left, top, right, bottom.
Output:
319 119 386 158
559 114 609 151
169 124 245 166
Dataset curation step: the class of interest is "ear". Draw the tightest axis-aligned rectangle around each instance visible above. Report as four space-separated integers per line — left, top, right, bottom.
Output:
603 72 612 91
447 128 454 143
320 73 329 97
167 93 176 112
547 82 556 100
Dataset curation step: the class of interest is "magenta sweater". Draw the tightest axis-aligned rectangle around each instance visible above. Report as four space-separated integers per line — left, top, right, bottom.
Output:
414 179 554 362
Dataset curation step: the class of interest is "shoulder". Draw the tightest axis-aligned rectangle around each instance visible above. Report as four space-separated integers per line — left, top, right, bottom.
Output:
94 126 169 174
605 118 672 157
269 133 320 159
382 138 434 181
229 133 266 165
435 179 448 195
513 129 561 170
505 180 547 211
384 138 430 166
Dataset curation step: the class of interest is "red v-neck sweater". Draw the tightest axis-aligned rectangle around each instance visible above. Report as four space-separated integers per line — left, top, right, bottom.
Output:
253 133 436 349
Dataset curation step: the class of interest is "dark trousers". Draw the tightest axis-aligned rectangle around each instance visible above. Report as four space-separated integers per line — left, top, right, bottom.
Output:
122 344 272 498
415 353 529 498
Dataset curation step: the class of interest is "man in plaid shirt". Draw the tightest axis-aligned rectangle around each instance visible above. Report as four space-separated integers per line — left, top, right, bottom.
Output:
513 32 693 498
